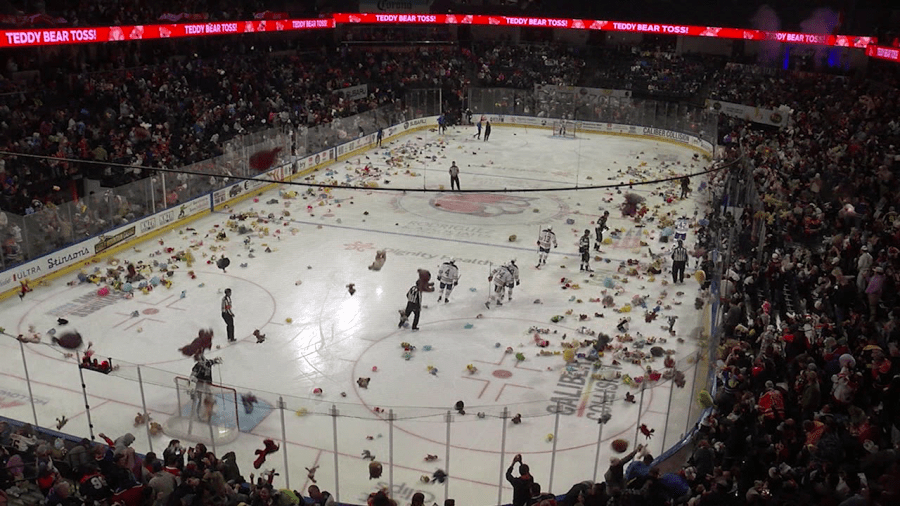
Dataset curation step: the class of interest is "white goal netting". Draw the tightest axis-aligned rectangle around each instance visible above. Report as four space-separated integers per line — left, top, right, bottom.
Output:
551 120 577 138
164 376 241 446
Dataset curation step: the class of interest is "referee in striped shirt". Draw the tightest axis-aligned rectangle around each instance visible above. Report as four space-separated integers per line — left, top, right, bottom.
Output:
671 240 688 284
222 288 235 342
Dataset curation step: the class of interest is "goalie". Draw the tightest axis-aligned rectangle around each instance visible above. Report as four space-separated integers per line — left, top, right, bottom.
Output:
190 353 222 422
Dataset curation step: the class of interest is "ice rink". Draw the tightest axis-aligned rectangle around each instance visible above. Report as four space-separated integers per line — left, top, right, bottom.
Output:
0 122 713 505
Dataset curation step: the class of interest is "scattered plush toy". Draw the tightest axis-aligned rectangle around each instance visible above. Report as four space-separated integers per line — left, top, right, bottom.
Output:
313 387 323 395
216 256 230 273
511 413 522 424
148 422 163 436
368 250 387 271
639 424 655 439
361 450 375 461
13 332 37 344
466 364 478 374
697 390 714 408
432 469 447 484
455 400 465 415
253 330 266 344
56 416 68 430
347 283 356 296
673 370 687 388
241 392 259 414
179 328 214 357
357 377 371 388
134 412 151 427
18 279 33 299
425 454 438 462
368 461 383 479
624 392 636 404
57 318 69 326
253 439 280 469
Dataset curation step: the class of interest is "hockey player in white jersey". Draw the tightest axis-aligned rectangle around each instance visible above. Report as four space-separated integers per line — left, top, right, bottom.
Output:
536 226 557 268
437 258 460 303
485 264 512 308
505 260 520 301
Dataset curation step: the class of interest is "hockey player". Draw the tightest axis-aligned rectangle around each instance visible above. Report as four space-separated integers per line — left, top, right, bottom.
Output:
190 353 222 421
505 260 520 301
536 226 557 268
486 264 512 309
674 216 690 243
579 230 593 272
594 211 609 251
437 258 460 303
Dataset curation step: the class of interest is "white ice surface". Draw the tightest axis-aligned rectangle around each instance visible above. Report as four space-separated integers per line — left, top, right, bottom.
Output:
0 124 712 506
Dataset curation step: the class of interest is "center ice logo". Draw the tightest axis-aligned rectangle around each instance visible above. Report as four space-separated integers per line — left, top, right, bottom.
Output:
430 194 533 217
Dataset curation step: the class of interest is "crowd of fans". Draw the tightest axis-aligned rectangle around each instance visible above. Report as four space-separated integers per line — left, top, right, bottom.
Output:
0 422 341 506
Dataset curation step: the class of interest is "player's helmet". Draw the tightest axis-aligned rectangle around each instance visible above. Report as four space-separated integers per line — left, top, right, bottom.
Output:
585 229 590 234
510 259 516 265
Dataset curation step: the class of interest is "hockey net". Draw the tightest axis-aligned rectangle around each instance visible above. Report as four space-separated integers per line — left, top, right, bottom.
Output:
551 120 577 138
164 376 240 446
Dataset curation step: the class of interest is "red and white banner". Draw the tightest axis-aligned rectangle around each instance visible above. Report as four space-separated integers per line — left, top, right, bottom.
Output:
0 18 333 47
0 13 882 53
332 13 875 48
866 44 900 63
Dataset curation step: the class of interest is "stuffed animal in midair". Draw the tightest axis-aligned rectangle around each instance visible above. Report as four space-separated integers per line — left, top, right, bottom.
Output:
417 269 435 292
368 461 383 479
179 328 213 357
253 439 280 469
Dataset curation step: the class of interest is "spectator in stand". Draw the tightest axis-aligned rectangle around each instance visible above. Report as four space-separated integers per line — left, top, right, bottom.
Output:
307 485 335 506
623 450 654 489
167 469 203 506
78 463 112 505
604 444 644 493
506 454 535 506
148 460 177 506
44 482 75 506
